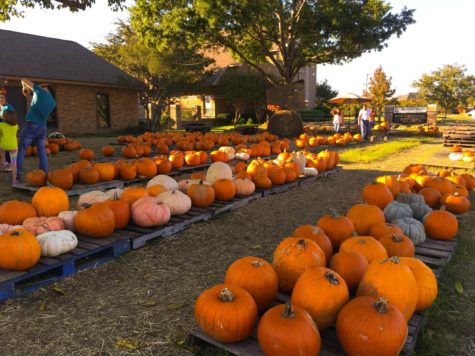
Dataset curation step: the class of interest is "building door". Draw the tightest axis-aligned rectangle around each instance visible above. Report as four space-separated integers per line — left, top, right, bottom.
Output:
5 86 27 128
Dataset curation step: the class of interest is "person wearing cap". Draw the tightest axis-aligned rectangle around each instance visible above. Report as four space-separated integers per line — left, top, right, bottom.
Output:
16 79 56 181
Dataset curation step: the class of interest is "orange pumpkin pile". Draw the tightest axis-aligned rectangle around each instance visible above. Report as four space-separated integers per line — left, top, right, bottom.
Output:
25 137 81 157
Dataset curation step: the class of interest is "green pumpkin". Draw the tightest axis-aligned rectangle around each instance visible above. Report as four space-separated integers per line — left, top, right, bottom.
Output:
383 201 413 223
392 217 426 245
410 202 433 221
397 193 425 205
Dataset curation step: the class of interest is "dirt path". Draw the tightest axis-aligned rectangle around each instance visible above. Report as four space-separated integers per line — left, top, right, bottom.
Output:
0 141 473 355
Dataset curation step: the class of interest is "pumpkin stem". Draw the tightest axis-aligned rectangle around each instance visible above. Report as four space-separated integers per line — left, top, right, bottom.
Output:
352 231 359 237
281 302 295 319
391 234 403 242
250 260 264 267
324 271 340 285
297 239 306 247
218 288 234 302
374 297 389 314
440 205 446 211
81 203 93 209
10 230 21 237
389 256 400 264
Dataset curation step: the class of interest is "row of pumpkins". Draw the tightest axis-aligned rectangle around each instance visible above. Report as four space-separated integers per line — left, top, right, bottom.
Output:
25 144 337 190
0 151 339 271
193 164 473 356
294 132 364 149
117 131 280 152
24 137 82 157
448 145 474 162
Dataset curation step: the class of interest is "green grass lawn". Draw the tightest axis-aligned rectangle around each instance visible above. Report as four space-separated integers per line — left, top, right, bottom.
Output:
339 138 434 163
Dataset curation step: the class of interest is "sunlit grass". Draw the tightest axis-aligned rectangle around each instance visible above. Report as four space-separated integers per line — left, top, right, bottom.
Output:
339 138 434 163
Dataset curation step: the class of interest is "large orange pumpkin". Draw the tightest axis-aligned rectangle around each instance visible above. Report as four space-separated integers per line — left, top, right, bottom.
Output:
336 296 408 356
357 256 418 320
26 169 47 187
94 163 115 182
48 169 74 190
292 225 333 263
0 229 41 270
74 202 116 238
258 303 321 356
316 210 354 251
368 222 404 240
32 187 70 217
423 209 458 240
379 233 415 257
212 179 236 201
79 148 94 161
339 234 388 263
224 256 278 313
121 186 148 206
0 200 37 225
330 250 369 292
346 204 385 236
187 180 215 208
291 267 349 330
362 182 394 209
273 238 326 294
194 284 257 343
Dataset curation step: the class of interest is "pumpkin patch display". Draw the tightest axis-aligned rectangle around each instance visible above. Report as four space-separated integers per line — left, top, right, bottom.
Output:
258 303 321 356
291 267 349 330
273 238 326 294
194 284 257 343
357 256 418 320
32 187 70 217
224 256 278 313
0 229 41 270
336 296 408 356
0 200 37 225
36 230 78 257
74 203 116 238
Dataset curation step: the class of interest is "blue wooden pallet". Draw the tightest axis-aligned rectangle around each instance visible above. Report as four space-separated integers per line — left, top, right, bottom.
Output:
0 233 130 301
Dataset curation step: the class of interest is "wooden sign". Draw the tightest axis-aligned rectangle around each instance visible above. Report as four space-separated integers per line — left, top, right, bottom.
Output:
392 107 427 125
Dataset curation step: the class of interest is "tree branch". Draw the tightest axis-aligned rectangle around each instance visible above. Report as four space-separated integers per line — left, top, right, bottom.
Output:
55 0 86 10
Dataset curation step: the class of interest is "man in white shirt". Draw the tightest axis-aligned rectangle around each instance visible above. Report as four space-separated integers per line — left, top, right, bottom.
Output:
358 104 372 140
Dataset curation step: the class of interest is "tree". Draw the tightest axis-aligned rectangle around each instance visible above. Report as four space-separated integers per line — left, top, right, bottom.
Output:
0 0 125 21
92 21 211 130
368 66 395 120
130 0 415 86
316 80 338 105
216 68 270 123
412 64 475 117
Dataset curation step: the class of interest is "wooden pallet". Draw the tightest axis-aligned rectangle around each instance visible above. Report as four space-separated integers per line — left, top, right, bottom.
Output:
443 125 475 148
188 234 457 355
0 233 130 301
14 180 125 196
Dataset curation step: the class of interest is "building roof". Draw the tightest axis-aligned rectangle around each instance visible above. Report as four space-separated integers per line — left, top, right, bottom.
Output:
0 30 142 89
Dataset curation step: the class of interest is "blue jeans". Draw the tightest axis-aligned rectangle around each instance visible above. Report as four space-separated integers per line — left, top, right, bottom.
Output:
333 122 340 133
361 120 371 140
17 122 48 179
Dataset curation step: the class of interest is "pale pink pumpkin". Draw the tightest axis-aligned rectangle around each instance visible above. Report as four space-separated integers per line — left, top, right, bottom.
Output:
22 217 65 235
131 196 171 227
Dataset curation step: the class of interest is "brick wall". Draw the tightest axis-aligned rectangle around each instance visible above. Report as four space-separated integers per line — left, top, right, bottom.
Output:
55 84 140 135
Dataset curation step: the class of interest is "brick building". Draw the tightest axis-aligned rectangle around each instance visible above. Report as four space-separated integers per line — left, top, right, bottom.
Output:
0 30 142 135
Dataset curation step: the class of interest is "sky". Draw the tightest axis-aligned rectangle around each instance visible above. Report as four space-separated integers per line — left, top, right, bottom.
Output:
0 0 474 96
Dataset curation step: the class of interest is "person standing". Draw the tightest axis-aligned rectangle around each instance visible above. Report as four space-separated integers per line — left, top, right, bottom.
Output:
0 109 19 184
0 89 15 168
332 108 342 133
16 79 56 181
358 104 372 140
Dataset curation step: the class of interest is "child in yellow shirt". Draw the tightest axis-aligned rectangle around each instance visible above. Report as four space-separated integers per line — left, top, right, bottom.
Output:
0 109 19 185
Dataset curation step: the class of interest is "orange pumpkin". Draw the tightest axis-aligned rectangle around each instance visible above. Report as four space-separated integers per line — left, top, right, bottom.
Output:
317 210 354 250
0 200 37 225
0 229 41 270
26 169 47 187
121 186 148 205
74 202 116 238
379 233 415 257
330 251 368 292
212 179 236 201
423 209 458 240
346 204 385 236
79 148 94 161
101 145 115 156
32 187 70 217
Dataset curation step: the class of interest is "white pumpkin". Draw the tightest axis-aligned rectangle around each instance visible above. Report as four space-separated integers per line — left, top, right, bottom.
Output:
146 175 178 190
178 179 210 193
303 167 319 176
106 188 124 200
235 152 250 160
58 211 77 231
448 152 463 161
291 151 307 172
233 178 255 196
76 190 109 209
157 190 192 215
206 162 233 184
36 230 78 257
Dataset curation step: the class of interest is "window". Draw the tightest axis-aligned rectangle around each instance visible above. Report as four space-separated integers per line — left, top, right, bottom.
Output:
96 93 110 128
